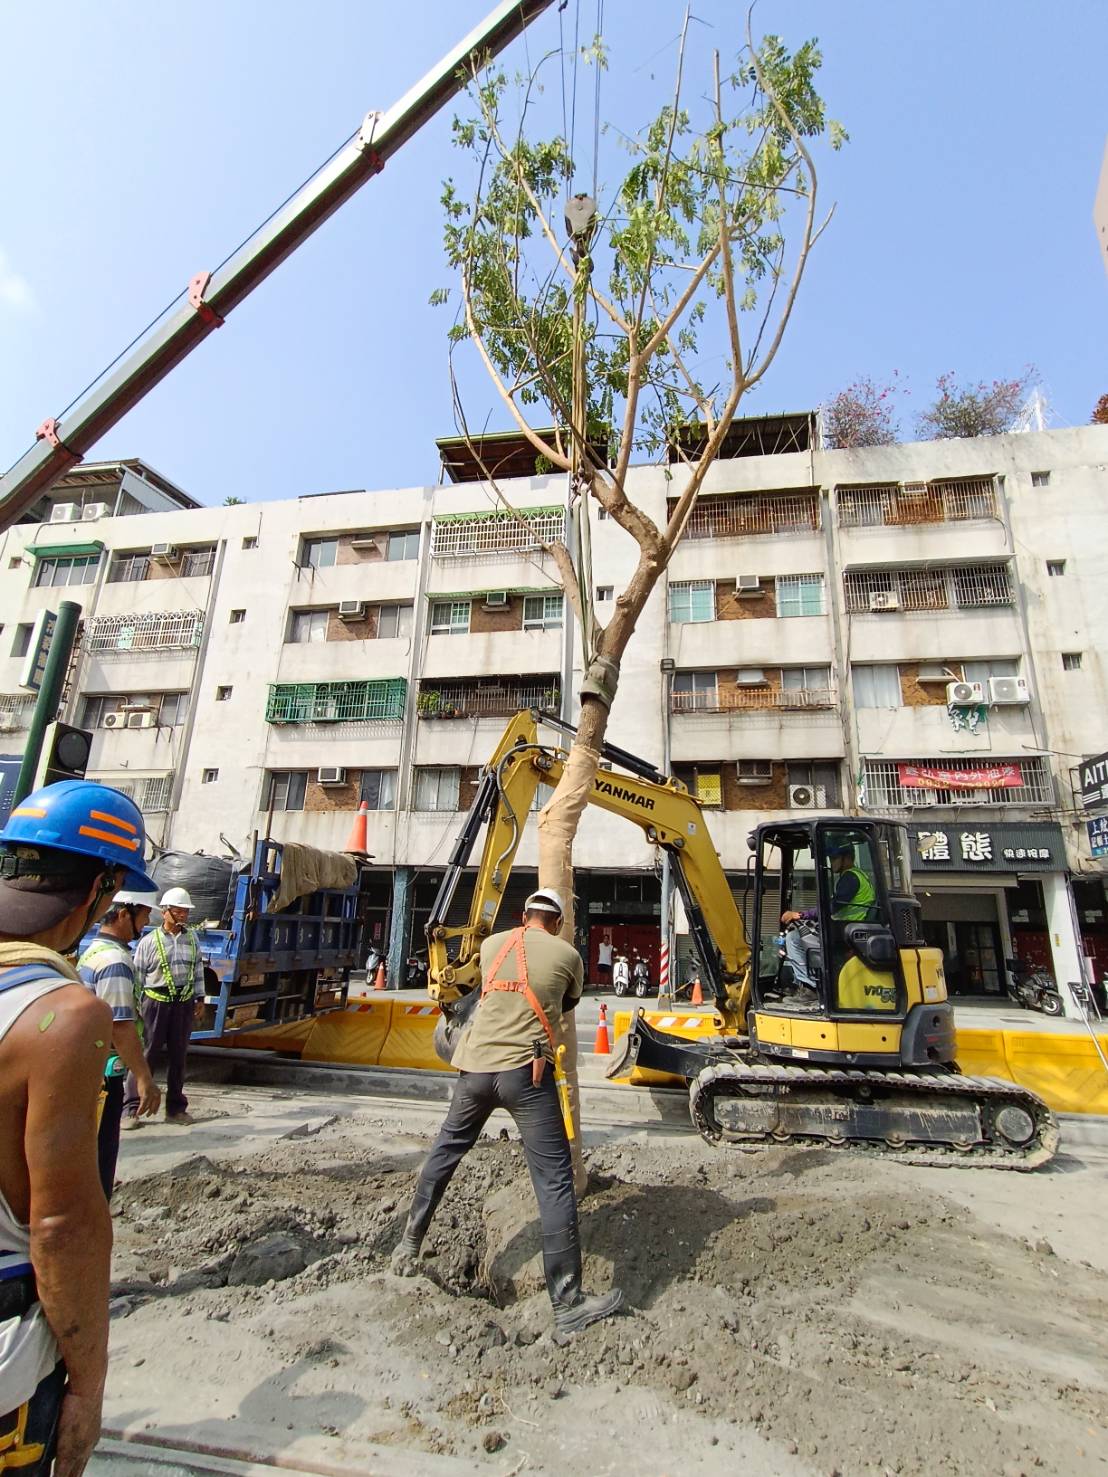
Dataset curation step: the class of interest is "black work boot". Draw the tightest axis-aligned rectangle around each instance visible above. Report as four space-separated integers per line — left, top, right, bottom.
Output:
543 1228 623 1337
391 1182 444 1275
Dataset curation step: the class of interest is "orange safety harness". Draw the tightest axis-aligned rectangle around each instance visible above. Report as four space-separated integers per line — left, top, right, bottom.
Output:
481 925 556 1086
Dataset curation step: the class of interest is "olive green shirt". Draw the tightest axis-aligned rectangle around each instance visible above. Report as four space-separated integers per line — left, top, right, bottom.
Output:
452 925 584 1074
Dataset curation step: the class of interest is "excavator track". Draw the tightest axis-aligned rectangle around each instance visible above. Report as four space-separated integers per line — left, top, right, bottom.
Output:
689 1058 1059 1170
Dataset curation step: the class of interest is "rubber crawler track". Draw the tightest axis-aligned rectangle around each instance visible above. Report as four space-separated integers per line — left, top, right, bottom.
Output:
689 1060 1060 1170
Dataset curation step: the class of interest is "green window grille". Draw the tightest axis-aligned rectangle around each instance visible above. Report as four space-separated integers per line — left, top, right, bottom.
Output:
266 678 407 724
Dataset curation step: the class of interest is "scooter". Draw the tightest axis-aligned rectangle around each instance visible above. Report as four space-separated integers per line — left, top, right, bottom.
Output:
403 954 429 991
1005 957 1064 1017
632 957 651 998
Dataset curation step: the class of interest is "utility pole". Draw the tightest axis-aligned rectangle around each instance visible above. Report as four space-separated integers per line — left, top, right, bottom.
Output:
14 599 81 806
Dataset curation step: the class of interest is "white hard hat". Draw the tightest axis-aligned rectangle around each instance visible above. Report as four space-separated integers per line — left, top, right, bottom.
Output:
525 887 565 917
159 887 194 910
114 888 159 908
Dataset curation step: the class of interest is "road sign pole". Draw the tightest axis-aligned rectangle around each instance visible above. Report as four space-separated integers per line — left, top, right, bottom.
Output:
13 600 82 808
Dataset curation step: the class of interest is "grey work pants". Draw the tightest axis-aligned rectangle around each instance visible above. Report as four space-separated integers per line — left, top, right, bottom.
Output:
124 997 192 1117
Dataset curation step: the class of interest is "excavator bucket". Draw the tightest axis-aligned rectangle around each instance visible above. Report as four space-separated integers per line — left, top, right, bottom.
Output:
605 1009 735 1087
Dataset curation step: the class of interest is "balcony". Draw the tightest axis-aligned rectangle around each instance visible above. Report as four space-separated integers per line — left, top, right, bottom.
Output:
265 679 407 725
671 686 836 714
838 478 997 528
673 489 820 540
843 563 1013 615
860 756 1053 810
430 507 566 559
85 611 204 655
417 677 560 720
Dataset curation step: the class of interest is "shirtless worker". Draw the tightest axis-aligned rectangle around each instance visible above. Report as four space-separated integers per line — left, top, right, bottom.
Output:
0 780 156 1476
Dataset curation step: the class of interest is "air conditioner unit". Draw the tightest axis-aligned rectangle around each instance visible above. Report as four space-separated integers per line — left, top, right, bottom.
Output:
736 574 762 596
988 676 1031 706
735 668 768 686
946 680 985 706
789 784 827 810
317 766 347 785
736 760 773 785
349 537 381 550
337 600 364 620
126 711 157 729
869 592 900 613
50 503 80 524
102 712 127 730
483 591 508 608
150 543 179 563
82 502 110 521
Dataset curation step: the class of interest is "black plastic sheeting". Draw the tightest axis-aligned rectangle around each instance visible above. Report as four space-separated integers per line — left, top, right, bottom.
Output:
150 851 244 926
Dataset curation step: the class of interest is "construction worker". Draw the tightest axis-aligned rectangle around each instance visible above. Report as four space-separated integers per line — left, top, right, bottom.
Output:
125 886 203 1127
78 889 162 1194
392 888 622 1336
0 780 157 1476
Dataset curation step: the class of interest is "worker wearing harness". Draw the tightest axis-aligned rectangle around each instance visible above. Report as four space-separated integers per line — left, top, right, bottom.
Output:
126 887 204 1127
0 780 156 1476
392 889 622 1336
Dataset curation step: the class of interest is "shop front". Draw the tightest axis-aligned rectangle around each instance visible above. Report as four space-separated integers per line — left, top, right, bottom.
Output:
907 821 1069 1004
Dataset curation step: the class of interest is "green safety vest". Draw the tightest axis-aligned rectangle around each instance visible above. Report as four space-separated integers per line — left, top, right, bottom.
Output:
146 928 199 1004
79 937 144 1071
834 866 876 922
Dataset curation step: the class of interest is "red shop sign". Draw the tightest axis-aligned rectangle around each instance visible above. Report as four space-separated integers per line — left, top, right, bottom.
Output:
898 762 1023 791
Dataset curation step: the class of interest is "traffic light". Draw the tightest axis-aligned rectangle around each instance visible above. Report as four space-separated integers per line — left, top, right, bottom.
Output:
35 721 93 789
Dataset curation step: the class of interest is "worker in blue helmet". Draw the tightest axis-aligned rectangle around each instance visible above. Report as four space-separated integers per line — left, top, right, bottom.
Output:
0 780 155 1476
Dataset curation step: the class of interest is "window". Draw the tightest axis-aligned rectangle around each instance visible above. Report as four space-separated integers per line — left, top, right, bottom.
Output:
1031 471 1050 488
775 574 825 618
202 769 218 784
157 692 189 726
668 580 714 624
1046 560 1065 577
180 546 216 578
108 552 150 583
691 770 723 808
414 766 460 811
11 624 32 659
523 593 564 631
962 659 1019 686
140 775 173 812
736 760 773 784
951 565 1013 608
303 537 338 570
33 553 99 588
387 529 420 561
852 665 901 709
1062 652 1083 671
430 600 470 635
265 771 308 812
596 585 613 602
787 761 842 805
376 604 413 640
359 769 397 811
79 695 111 729
672 671 717 711
229 609 246 624
242 535 257 550
216 685 233 701
288 609 329 644
8 557 20 570
781 666 832 692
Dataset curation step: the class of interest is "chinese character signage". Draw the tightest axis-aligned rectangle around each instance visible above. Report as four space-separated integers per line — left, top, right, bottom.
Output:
1080 750 1108 811
910 822 1062 872
1089 816 1108 861
898 761 1023 791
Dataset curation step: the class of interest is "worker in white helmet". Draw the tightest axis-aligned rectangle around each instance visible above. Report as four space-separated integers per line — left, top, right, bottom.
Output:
124 886 204 1126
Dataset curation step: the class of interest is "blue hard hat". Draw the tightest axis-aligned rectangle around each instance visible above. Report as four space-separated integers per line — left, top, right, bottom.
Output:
826 838 855 858
0 780 157 891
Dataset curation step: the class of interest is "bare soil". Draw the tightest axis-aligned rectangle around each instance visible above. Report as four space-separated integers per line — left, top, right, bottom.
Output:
103 1097 1108 1476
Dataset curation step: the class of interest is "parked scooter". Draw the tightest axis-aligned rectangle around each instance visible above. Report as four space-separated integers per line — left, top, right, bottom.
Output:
632 955 651 999
1005 957 1064 1017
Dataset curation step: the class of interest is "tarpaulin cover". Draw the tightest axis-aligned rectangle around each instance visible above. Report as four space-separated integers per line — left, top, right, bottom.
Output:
272 843 357 912
151 851 240 925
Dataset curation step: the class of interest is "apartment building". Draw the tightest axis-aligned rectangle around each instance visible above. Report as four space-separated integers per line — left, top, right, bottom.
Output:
1 421 1105 1002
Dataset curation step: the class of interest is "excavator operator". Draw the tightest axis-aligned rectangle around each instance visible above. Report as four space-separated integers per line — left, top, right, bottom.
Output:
391 888 622 1337
779 839 881 1002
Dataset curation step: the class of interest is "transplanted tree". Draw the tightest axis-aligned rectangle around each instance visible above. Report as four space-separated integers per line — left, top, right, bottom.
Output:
917 370 1035 440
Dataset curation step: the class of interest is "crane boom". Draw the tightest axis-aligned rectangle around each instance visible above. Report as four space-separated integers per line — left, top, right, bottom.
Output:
0 0 554 530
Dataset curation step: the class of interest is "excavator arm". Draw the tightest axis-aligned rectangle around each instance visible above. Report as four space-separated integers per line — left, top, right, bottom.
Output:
424 709 751 1028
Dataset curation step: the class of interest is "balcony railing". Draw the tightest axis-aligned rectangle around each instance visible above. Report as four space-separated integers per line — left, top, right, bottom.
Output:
97 773 175 812
85 611 205 654
266 678 407 724
672 686 836 713
843 563 1013 614
430 508 566 559
838 477 997 528
860 757 1053 810
418 679 560 720
677 490 820 540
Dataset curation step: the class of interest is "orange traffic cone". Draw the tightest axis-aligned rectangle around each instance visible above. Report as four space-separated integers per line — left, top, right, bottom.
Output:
344 800 369 853
593 1002 610 1055
690 977 704 1006
374 961 387 991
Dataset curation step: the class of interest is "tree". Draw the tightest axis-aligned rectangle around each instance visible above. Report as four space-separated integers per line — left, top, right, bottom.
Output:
1092 393 1108 426
822 374 901 449
917 370 1034 440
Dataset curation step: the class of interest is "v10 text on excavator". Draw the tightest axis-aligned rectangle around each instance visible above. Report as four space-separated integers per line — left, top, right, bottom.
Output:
426 710 1058 1170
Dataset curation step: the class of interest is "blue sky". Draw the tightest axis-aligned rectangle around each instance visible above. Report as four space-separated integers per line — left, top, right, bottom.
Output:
1 1 1105 507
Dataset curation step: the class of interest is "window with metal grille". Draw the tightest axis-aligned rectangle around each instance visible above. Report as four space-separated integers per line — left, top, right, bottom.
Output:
430 600 471 635
264 771 307 812
302 537 338 569
838 478 996 527
100 773 174 811
265 679 406 724
951 565 1012 608
86 611 204 654
376 604 413 640
678 491 820 540
859 757 1052 809
33 554 99 588
359 770 397 811
522 593 564 630
413 767 460 811
287 609 329 644
787 761 842 804
668 580 715 623
693 771 723 808
736 760 773 783
0 694 34 728
430 508 566 558
852 665 901 708
180 546 216 578
418 677 560 719
843 564 1012 613
775 574 825 618
671 671 718 711
1062 652 1082 671
387 530 421 561
108 552 150 583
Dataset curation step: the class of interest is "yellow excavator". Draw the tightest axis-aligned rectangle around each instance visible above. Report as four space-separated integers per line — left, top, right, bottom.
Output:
425 710 1058 1169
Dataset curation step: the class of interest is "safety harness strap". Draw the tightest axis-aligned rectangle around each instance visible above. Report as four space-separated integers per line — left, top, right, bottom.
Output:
481 928 557 1081
149 929 197 1003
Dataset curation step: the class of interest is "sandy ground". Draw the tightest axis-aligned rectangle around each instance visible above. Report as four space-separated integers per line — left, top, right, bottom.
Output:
94 1082 1108 1477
